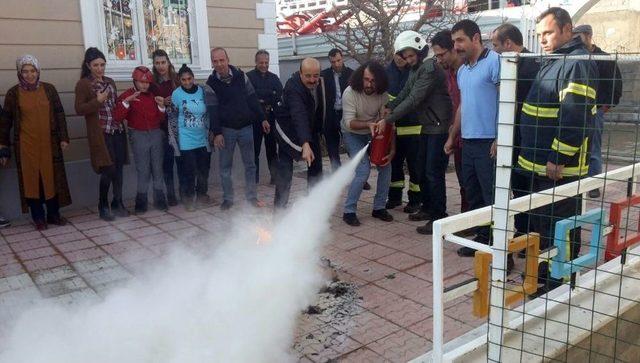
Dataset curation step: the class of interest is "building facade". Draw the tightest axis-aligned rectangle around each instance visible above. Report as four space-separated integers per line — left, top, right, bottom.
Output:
0 0 278 218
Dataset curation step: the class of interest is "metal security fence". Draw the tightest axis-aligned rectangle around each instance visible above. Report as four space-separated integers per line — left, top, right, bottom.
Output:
414 52 640 363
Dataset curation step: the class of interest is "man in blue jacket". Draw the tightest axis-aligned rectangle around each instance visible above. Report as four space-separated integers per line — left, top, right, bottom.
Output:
247 49 283 185
273 57 326 209
207 47 268 210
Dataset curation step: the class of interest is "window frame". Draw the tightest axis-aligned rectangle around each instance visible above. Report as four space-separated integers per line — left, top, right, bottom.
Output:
80 0 212 81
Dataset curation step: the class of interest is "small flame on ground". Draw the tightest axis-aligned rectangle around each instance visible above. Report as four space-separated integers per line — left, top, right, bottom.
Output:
256 227 273 246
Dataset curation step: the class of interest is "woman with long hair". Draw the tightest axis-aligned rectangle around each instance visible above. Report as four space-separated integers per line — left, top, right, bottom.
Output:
75 47 129 221
150 49 180 206
0 55 72 230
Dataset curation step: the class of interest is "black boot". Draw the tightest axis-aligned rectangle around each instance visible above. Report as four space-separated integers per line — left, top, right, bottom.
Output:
135 193 148 215
111 199 130 218
153 189 168 211
99 201 115 221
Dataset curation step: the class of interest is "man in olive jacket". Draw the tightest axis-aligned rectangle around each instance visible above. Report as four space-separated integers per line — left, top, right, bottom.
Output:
382 30 453 235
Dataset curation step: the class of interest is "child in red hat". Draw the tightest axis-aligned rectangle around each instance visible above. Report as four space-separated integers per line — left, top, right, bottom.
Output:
115 66 168 214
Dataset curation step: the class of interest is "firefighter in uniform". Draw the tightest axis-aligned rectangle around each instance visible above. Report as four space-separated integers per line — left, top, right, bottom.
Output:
517 7 598 293
385 53 422 213
378 31 452 234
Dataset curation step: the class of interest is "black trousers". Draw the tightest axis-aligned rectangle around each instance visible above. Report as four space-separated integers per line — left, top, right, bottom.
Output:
26 176 59 222
520 173 582 254
274 134 323 208
99 131 127 204
388 134 422 205
416 133 449 218
253 121 277 183
163 139 176 198
323 109 342 171
177 147 211 200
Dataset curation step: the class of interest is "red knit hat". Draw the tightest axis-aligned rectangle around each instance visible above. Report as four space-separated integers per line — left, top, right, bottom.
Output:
132 66 153 83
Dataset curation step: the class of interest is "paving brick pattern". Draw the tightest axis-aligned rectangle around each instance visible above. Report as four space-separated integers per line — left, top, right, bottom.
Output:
0 158 632 362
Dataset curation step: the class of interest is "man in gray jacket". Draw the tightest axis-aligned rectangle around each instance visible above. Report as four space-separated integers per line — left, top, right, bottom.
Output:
380 30 452 235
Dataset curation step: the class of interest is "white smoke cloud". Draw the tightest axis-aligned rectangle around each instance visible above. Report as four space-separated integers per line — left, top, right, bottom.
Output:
0 147 368 363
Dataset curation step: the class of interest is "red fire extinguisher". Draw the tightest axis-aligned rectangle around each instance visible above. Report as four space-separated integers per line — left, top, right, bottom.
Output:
370 125 393 166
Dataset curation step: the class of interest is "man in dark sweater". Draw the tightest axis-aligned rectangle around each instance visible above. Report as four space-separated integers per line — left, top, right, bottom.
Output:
573 24 623 198
320 48 354 172
207 47 268 210
247 50 283 185
273 57 327 208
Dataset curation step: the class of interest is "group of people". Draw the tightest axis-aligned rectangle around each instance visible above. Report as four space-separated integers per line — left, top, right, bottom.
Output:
0 6 623 294
0 46 286 229
270 6 621 292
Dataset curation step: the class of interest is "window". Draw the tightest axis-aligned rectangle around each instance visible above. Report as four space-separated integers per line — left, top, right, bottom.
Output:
81 0 211 80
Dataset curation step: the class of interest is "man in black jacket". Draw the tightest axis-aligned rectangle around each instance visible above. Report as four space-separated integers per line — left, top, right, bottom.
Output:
573 24 623 198
273 57 326 208
517 8 598 293
207 47 268 210
320 48 354 172
247 50 283 185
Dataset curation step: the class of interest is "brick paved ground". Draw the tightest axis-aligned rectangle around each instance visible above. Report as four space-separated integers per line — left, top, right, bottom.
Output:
0 157 633 362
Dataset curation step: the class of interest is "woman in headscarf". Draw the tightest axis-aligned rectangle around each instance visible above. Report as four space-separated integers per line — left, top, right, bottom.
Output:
75 47 129 221
0 54 72 230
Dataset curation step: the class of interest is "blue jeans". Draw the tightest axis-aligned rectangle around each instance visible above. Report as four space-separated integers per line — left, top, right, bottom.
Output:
343 132 391 214
588 109 605 176
219 126 257 203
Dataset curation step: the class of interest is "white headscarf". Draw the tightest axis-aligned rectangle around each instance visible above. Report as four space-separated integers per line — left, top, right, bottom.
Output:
16 54 41 91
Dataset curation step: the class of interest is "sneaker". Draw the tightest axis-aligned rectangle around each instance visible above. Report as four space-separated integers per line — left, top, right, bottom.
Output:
403 203 420 214
220 200 234 211
0 216 10 228
363 182 371 190
46 215 68 226
342 213 361 226
409 210 431 222
588 188 601 199
372 209 393 222
385 199 402 210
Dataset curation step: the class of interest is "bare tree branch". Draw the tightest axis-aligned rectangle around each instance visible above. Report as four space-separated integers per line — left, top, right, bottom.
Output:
321 0 479 64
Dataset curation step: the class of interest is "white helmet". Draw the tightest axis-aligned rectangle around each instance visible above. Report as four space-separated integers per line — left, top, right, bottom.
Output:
394 30 428 54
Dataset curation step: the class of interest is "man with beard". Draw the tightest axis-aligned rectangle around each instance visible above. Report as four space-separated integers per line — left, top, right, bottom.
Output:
374 30 452 235
444 20 500 257
431 30 467 214
340 61 395 226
